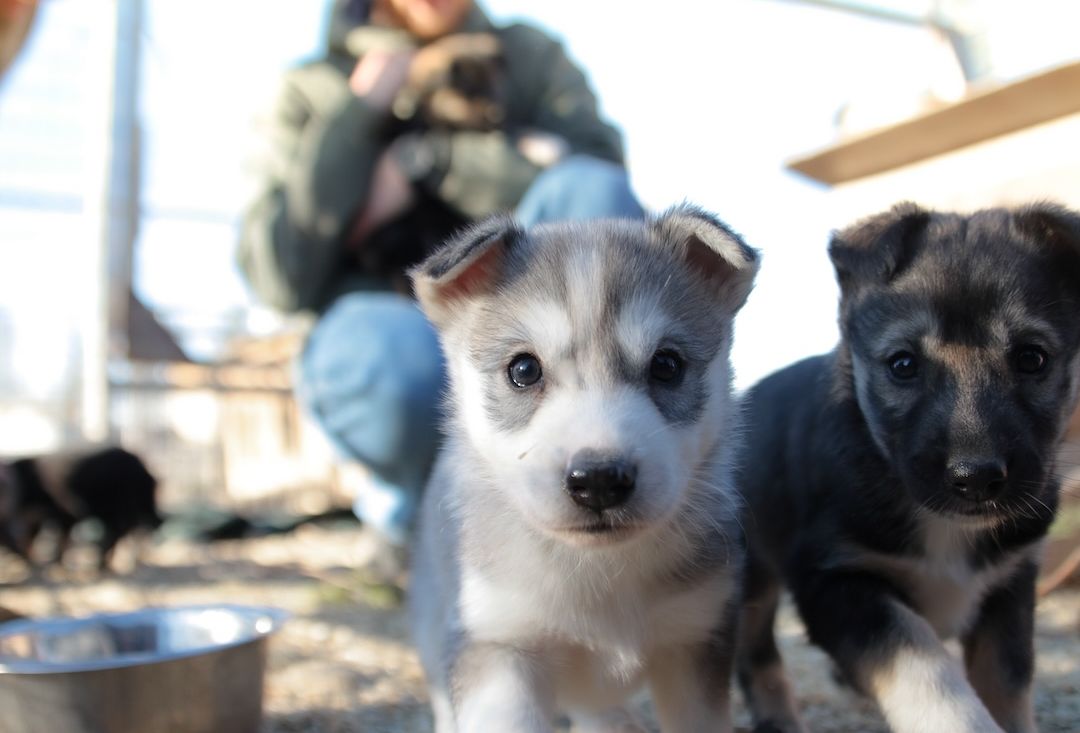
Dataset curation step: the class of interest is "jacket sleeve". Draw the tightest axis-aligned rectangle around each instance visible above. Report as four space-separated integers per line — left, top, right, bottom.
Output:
237 67 391 312
404 25 626 220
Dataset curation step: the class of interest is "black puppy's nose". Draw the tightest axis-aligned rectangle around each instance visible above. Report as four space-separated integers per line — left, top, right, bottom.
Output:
565 455 636 512
948 459 1007 502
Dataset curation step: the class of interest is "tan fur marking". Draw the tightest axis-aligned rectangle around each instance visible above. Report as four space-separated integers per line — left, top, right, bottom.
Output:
744 661 806 733
965 634 1037 733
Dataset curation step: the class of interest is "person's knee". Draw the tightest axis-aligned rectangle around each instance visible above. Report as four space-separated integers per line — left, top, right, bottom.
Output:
540 155 635 201
517 155 642 224
552 154 629 184
298 293 444 468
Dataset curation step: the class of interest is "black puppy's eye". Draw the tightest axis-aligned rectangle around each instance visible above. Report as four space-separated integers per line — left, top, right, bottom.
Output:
1013 346 1048 375
508 353 542 388
650 349 684 384
888 351 919 380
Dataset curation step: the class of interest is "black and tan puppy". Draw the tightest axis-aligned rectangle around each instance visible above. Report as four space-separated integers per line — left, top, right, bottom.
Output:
735 203 1080 733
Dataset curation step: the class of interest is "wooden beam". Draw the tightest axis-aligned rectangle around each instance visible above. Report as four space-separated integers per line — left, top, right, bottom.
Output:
110 360 293 393
787 61 1080 186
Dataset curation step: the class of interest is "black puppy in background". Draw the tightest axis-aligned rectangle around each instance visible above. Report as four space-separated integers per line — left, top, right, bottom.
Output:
0 446 161 572
736 203 1080 733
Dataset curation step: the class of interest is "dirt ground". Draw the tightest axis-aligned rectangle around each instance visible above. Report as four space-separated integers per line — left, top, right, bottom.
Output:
0 525 1078 733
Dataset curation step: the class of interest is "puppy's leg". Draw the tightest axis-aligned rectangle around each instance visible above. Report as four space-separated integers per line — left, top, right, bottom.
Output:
96 525 121 573
795 570 1003 733
0 518 31 562
51 515 75 566
962 560 1038 733
648 631 735 733
10 512 42 564
736 557 805 733
452 643 556 733
429 687 455 733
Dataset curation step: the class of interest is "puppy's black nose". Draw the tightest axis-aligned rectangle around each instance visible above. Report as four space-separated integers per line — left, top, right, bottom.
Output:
565 454 636 512
948 459 1007 502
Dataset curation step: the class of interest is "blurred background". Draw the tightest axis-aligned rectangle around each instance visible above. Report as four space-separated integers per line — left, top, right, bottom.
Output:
2 0 1079 512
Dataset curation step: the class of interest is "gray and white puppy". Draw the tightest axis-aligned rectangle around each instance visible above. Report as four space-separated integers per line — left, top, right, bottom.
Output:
736 203 1080 733
408 207 759 732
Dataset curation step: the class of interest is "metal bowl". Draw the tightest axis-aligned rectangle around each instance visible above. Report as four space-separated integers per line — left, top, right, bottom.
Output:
0 604 287 733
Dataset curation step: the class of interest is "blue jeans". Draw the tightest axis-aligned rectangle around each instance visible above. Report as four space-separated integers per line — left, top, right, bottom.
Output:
298 155 643 543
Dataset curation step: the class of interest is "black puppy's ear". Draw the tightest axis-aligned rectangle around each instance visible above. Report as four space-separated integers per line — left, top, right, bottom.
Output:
1014 201 1080 257
410 215 523 328
828 202 932 295
653 204 760 313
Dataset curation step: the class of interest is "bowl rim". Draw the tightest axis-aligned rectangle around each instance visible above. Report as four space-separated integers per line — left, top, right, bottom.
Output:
0 603 289 675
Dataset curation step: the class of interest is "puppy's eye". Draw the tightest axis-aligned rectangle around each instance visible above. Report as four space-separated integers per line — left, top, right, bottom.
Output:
1013 346 1048 375
508 353 542 388
650 349 684 384
888 351 918 380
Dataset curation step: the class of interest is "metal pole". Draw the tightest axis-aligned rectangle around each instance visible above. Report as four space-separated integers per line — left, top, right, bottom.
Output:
80 0 141 443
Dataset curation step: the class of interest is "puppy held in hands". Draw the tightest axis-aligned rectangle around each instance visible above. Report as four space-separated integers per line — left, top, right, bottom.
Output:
408 207 759 732
345 28 507 131
736 203 1080 733
400 32 506 131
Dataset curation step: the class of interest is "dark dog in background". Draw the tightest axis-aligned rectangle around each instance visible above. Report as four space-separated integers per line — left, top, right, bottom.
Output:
0 446 161 572
735 203 1080 733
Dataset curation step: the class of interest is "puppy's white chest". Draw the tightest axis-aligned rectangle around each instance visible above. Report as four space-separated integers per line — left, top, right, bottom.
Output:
900 521 1014 638
460 560 729 707
905 551 983 637
462 563 723 645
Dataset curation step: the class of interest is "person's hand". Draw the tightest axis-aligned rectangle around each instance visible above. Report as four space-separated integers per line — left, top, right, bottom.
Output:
407 32 501 92
516 130 570 169
348 146 416 248
349 48 415 111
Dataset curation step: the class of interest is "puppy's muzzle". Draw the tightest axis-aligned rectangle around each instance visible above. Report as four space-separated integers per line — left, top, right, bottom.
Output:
564 451 636 512
947 458 1007 503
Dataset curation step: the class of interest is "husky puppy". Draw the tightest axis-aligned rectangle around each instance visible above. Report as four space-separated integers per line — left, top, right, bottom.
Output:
735 203 1080 733
408 207 759 732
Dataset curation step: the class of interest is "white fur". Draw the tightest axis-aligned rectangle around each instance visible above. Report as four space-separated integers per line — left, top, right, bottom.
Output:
521 300 574 366
615 293 673 363
455 652 555 733
845 516 1028 639
868 613 1004 733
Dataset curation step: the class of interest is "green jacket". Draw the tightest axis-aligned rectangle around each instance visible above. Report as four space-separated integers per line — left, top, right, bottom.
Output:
237 6 625 313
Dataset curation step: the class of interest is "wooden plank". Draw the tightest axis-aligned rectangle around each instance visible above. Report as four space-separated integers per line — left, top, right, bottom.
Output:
110 360 293 393
788 61 1080 185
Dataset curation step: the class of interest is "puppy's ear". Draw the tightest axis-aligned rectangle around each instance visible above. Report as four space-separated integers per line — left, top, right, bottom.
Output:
828 202 931 295
410 215 523 328
1014 201 1080 256
653 205 760 313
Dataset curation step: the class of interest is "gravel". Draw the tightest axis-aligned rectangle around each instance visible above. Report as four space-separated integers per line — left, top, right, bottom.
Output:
1 525 1077 732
